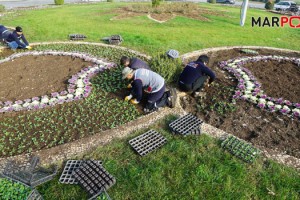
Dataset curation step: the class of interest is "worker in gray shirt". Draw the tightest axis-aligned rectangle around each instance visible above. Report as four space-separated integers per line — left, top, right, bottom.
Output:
122 67 177 113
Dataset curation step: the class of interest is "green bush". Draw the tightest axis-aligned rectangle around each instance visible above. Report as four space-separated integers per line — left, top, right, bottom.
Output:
265 0 274 10
0 178 31 200
149 53 183 83
54 0 64 5
152 0 161 8
107 0 114 2
0 4 5 12
208 0 217 3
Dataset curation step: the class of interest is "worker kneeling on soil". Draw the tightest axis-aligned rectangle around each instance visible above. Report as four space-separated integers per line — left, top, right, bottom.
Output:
120 56 150 70
5 26 32 50
0 25 11 42
178 55 215 95
122 67 177 113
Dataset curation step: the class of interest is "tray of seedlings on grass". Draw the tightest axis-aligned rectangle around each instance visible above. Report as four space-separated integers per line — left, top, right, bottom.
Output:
129 129 167 156
168 113 203 135
0 178 33 200
59 160 103 184
73 160 116 199
240 49 259 55
221 135 260 163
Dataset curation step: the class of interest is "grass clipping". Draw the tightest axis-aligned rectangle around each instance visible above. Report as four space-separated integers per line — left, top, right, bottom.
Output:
111 2 227 22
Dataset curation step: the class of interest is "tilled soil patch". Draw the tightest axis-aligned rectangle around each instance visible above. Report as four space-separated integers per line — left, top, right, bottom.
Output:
0 55 92 102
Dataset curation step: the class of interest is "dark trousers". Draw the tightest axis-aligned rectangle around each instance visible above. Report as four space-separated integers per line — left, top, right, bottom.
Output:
179 76 208 93
145 84 168 110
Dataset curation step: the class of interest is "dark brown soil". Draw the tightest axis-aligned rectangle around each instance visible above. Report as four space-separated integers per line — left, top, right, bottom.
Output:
109 3 227 22
181 48 300 158
0 55 92 102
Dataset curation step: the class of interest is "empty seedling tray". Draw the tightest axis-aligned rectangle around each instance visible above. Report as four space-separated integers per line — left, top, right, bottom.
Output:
59 160 102 184
169 113 203 135
129 130 167 156
73 160 116 197
26 189 43 200
69 34 87 40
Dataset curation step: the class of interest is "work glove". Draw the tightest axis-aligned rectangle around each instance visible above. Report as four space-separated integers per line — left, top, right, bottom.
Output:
130 99 139 105
124 94 133 101
127 83 132 89
26 46 32 50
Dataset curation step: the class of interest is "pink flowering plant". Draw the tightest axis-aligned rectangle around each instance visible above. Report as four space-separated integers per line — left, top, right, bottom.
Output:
0 51 115 113
219 55 300 119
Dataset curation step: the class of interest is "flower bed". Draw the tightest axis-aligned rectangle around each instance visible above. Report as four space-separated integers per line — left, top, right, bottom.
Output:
219 55 300 119
0 43 146 157
0 51 114 113
180 48 300 159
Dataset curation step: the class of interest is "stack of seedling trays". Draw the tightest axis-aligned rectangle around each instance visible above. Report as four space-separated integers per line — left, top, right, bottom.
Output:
169 113 203 135
69 34 87 40
129 129 167 156
60 160 114 200
73 160 116 200
221 135 260 163
2 156 57 188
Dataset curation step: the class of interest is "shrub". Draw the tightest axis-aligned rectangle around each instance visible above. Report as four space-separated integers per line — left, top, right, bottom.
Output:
54 0 64 5
0 4 5 12
208 0 217 4
152 0 161 8
149 53 183 83
265 0 274 10
107 0 114 2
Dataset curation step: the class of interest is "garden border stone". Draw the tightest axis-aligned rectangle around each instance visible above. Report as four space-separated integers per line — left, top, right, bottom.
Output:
0 43 299 171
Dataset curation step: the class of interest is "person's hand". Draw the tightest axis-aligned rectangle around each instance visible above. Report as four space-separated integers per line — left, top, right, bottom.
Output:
124 95 132 101
26 46 32 50
127 83 132 89
130 99 139 105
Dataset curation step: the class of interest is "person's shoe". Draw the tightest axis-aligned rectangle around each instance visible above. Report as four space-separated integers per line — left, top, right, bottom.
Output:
167 88 177 108
143 107 159 114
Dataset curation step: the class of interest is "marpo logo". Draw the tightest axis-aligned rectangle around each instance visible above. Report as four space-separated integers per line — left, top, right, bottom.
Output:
252 16 300 28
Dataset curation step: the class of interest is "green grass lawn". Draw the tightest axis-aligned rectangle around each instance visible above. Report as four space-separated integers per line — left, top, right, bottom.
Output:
1 3 300 199
38 116 300 200
1 2 299 54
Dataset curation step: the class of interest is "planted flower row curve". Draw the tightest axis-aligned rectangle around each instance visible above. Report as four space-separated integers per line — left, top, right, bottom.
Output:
0 51 115 113
219 55 300 119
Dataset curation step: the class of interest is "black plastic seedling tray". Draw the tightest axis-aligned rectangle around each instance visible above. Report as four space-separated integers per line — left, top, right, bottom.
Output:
73 160 116 197
169 113 203 135
26 189 43 200
2 157 57 188
69 34 87 40
129 130 167 156
59 160 102 184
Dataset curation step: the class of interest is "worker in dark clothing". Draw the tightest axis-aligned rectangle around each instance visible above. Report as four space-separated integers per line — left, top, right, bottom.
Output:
122 67 177 113
178 55 215 94
0 25 11 41
120 56 150 70
5 26 32 50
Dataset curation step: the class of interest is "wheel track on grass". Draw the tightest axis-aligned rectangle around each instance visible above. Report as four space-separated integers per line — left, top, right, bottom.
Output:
0 42 299 170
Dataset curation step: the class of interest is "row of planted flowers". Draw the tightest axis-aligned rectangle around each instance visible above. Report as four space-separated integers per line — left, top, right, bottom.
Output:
219 55 300 119
0 51 115 113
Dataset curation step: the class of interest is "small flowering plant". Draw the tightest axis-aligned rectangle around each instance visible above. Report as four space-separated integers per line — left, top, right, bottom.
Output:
0 51 115 113
219 55 300 119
